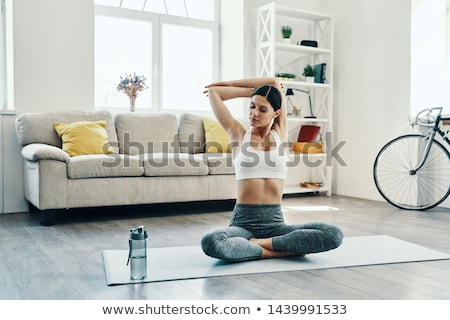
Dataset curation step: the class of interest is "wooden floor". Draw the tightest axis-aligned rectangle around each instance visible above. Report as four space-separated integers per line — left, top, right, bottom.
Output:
1 194 450 300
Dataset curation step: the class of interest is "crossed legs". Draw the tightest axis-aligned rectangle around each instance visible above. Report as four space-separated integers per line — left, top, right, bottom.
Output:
201 222 343 262
249 237 300 258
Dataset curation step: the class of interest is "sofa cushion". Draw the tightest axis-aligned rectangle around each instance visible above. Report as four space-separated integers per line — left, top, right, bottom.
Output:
178 113 205 154
53 121 115 156
142 153 208 176
67 154 144 179
15 110 118 152
203 118 231 153
115 113 179 155
203 153 234 175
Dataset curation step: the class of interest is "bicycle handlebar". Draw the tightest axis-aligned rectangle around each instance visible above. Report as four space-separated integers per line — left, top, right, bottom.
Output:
413 107 443 128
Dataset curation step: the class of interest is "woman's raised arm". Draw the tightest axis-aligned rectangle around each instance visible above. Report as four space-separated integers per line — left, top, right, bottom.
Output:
205 77 287 141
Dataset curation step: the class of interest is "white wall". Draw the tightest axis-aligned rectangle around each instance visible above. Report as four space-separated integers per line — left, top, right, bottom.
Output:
321 0 412 201
0 0 94 213
13 0 94 112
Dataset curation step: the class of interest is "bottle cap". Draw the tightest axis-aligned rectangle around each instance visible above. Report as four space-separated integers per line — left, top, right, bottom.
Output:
130 226 148 240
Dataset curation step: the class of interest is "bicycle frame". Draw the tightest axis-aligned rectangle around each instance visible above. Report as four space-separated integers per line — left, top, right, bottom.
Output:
411 107 450 174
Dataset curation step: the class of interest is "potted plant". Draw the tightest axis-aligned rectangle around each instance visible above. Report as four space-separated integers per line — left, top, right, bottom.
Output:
281 26 292 43
275 72 296 80
302 64 317 82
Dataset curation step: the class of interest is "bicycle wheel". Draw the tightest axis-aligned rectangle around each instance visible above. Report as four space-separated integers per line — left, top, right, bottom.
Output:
373 134 450 210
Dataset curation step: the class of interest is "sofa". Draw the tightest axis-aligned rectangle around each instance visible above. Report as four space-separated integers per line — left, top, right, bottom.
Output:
15 110 237 225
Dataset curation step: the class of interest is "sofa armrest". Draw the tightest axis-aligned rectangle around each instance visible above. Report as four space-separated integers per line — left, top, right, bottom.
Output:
21 143 70 163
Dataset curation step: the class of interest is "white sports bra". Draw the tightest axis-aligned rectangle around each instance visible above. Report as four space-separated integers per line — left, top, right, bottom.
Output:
233 130 288 180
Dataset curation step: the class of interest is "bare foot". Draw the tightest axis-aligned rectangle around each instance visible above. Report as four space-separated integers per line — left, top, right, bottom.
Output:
249 238 305 259
249 238 272 250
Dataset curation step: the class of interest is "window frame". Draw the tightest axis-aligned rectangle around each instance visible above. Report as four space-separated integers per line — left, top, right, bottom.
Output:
94 2 220 115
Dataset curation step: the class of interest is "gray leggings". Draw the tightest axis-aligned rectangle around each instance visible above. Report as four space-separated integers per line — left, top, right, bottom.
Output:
201 204 343 261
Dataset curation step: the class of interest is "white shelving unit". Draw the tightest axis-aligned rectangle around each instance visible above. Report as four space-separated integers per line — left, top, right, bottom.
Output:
256 2 334 196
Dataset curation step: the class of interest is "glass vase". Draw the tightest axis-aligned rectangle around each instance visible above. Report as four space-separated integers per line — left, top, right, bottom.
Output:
129 95 136 112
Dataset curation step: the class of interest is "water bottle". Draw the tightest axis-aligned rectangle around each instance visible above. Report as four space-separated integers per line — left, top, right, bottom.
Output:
127 226 148 280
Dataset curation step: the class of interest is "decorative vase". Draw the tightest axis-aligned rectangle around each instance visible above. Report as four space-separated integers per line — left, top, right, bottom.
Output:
282 38 291 44
129 95 136 112
306 76 315 83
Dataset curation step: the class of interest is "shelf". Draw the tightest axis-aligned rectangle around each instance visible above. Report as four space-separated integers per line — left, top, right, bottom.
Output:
259 41 331 54
288 152 326 160
280 80 330 89
283 185 328 194
258 2 333 198
287 117 330 123
277 42 331 54
274 5 331 21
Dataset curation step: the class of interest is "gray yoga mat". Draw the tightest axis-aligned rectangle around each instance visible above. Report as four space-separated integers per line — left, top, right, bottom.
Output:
102 235 450 285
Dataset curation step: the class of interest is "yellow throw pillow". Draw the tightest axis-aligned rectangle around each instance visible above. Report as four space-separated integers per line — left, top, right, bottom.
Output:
202 118 231 153
53 120 114 157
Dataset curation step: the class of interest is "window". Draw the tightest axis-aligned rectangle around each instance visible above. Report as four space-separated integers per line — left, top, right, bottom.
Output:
95 0 219 113
95 14 153 109
161 22 214 111
411 0 450 116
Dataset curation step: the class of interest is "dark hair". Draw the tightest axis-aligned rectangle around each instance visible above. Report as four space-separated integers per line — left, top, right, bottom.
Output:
251 85 282 111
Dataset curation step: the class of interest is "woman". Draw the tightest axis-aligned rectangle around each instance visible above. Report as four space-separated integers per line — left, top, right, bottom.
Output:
201 77 343 261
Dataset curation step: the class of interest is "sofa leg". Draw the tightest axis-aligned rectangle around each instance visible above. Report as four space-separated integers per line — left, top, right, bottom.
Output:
40 210 56 226
28 202 39 213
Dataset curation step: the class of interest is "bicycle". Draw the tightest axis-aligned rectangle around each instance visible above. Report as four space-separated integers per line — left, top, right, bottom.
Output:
373 107 450 210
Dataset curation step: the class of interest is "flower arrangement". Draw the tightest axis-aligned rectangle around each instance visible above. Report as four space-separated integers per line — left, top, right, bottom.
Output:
117 73 148 112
